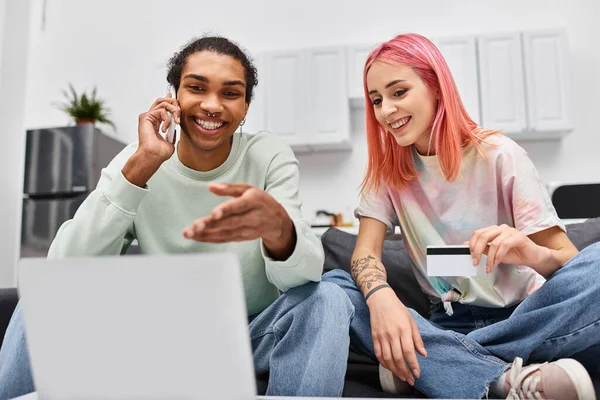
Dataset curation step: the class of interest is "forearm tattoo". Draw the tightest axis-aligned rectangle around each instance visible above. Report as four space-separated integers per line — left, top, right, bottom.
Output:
351 255 387 295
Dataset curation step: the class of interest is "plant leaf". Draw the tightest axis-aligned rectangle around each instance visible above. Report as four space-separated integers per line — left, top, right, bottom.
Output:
54 84 116 130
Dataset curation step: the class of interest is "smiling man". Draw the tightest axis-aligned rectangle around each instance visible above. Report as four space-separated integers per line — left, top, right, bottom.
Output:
0 36 354 399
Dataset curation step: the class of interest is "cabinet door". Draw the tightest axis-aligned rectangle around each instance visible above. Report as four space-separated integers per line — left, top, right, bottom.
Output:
346 44 375 102
522 29 572 132
264 51 309 150
477 33 527 134
307 47 350 149
433 36 481 124
243 53 266 134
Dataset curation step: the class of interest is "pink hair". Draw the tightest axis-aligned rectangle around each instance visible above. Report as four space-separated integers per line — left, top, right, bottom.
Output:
361 33 498 193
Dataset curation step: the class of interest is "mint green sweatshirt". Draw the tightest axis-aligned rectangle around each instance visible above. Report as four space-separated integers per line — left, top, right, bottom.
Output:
47 131 325 316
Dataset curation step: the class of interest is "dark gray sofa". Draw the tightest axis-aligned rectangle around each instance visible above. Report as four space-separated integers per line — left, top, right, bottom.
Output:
1 217 599 397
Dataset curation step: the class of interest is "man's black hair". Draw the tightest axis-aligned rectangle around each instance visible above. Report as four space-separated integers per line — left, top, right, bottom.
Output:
167 35 258 104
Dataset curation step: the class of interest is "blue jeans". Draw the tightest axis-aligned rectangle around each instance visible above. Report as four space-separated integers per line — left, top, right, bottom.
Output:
0 280 354 399
322 242 600 399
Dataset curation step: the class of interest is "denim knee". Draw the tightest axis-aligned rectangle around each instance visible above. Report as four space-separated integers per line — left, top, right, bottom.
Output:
557 241 600 291
268 281 355 336
310 281 354 314
321 269 353 284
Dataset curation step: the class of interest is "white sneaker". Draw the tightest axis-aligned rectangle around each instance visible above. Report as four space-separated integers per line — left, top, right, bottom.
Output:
378 364 414 394
506 357 596 400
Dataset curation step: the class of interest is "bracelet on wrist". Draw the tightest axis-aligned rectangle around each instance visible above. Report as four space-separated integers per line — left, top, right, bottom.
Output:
365 283 391 302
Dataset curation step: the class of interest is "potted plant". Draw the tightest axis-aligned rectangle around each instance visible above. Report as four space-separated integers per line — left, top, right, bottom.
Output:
55 83 116 130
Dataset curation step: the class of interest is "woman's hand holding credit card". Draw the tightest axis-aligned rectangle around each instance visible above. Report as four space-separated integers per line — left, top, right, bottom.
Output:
427 224 552 277
426 245 481 276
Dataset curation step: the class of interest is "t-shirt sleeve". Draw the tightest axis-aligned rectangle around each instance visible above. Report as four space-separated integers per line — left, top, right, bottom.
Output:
501 145 565 236
354 185 397 233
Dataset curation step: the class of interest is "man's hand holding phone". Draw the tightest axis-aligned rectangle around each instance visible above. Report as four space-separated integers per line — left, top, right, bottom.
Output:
138 91 180 158
122 91 181 188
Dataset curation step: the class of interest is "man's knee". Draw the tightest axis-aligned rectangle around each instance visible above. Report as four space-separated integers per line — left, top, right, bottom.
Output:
300 281 355 319
321 269 353 285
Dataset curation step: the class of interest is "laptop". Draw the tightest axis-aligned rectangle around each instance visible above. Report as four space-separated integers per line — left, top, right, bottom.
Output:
17 253 257 400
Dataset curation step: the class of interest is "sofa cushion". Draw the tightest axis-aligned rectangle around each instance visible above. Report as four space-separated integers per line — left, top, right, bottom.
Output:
566 217 600 250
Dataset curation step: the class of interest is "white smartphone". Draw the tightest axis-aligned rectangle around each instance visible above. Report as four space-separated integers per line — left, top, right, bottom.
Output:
426 245 484 277
165 85 177 143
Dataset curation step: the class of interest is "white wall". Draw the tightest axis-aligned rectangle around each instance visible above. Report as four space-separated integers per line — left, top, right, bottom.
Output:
0 0 5 75
1 0 597 283
0 0 32 287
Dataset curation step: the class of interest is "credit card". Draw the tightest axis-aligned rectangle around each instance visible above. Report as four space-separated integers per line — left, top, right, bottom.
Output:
426 245 483 277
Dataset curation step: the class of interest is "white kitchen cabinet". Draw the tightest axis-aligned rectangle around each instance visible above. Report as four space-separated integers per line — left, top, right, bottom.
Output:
243 53 266 135
477 33 527 134
432 36 481 124
264 50 310 151
262 47 351 152
346 44 376 104
306 47 351 149
522 29 572 134
478 30 572 139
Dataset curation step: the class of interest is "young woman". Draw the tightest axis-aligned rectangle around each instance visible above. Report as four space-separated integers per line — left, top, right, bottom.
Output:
323 33 599 399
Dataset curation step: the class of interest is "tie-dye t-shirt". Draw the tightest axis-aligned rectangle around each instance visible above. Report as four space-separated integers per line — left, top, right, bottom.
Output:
356 134 564 309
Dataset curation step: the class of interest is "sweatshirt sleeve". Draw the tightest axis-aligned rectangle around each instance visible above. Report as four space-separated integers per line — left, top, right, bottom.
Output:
47 143 150 259
259 144 324 292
